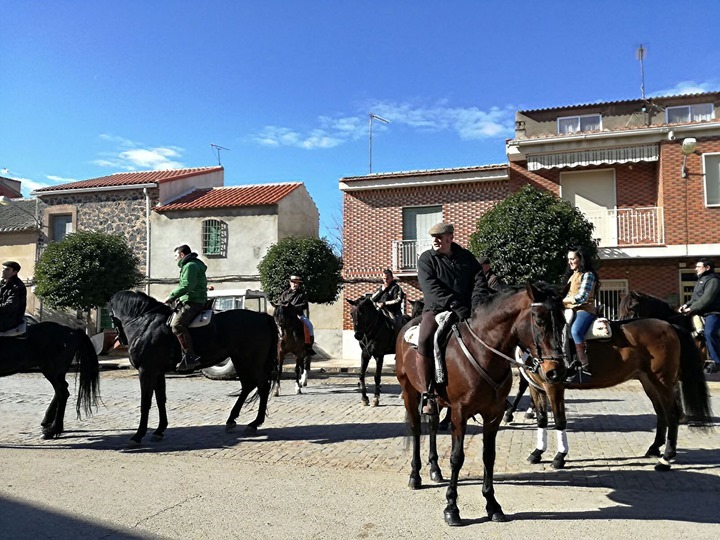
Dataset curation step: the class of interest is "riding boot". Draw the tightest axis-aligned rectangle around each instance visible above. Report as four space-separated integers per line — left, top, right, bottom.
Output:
176 332 202 372
416 353 438 416
575 343 591 374
566 343 592 383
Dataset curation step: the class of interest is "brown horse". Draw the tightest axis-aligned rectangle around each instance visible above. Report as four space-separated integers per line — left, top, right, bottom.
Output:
396 283 565 526
523 315 713 472
272 302 310 395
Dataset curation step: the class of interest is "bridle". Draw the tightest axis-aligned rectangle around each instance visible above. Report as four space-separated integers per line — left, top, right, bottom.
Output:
352 300 387 341
528 301 566 364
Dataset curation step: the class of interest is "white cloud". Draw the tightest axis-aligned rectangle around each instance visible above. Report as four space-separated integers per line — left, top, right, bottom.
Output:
46 175 79 183
94 135 186 170
251 100 515 150
652 80 720 96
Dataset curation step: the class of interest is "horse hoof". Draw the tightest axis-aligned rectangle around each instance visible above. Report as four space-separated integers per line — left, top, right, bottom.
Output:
295 387 302 395
408 476 422 490
490 510 508 523
361 397 369 406
551 452 567 469
150 433 164 442
430 469 444 483
371 397 379 407
503 411 513 423
127 439 141 449
272 389 280 397
443 508 462 527
244 425 258 435
225 421 237 432
654 458 672 472
645 447 662 458
525 411 536 420
527 449 543 464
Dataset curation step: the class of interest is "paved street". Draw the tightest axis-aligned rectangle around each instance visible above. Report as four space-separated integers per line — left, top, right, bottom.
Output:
1 368 719 538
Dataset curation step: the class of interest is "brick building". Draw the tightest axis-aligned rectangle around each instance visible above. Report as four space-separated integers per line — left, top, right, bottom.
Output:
340 91 720 358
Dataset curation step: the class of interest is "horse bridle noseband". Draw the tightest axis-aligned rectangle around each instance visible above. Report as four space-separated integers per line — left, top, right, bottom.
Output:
528 302 565 364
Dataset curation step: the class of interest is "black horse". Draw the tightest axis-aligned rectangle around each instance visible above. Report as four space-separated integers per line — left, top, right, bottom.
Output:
0 321 100 439
272 302 310 395
108 290 278 446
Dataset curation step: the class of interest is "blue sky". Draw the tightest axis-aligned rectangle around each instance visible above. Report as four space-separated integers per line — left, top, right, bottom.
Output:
2 1 720 242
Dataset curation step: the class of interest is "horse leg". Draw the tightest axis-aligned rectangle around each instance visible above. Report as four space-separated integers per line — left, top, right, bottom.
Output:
130 369 155 446
438 407 452 430
358 351 370 406
427 411 443 482
226 373 257 433
150 375 168 442
41 395 58 427
294 354 303 395
443 410 466 526
527 387 548 464
402 388 423 489
247 379 271 433
545 385 569 469
42 378 70 439
503 373 529 423
371 354 383 407
637 375 669 460
273 349 284 397
302 354 311 386
482 417 507 522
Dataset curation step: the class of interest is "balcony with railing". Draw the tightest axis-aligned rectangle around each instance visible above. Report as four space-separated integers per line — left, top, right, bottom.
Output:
391 207 664 273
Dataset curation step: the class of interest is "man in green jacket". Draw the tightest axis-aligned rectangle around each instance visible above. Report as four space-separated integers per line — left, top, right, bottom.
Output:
164 244 208 372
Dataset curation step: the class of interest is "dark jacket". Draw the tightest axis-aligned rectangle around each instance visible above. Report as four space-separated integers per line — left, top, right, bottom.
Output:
168 253 208 304
371 280 405 317
0 275 27 331
485 269 505 292
687 270 720 315
279 287 309 317
418 242 491 315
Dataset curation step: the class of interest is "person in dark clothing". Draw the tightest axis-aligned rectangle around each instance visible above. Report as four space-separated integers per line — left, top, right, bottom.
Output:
371 269 405 329
0 261 27 334
680 258 720 371
279 275 315 355
164 245 208 372
478 255 505 292
416 222 491 416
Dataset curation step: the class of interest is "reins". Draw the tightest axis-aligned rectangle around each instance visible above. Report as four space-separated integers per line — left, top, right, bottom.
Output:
111 302 167 328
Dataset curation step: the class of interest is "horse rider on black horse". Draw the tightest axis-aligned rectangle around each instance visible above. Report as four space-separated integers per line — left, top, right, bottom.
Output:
164 244 207 372
371 268 405 331
278 275 315 356
0 261 27 336
416 222 491 416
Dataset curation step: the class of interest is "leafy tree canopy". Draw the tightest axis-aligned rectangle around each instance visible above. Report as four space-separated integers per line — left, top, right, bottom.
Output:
35 231 143 311
258 236 342 304
468 185 598 285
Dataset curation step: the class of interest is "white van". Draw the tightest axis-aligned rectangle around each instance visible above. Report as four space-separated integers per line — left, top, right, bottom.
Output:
201 288 269 380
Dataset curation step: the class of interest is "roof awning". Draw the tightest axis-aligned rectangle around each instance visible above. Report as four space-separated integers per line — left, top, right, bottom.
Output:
527 144 659 171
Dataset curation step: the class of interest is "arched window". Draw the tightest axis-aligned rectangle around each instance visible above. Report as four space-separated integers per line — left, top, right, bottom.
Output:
202 219 227 257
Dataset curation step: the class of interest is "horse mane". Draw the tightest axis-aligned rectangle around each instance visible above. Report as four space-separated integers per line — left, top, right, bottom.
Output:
110 290 170 319
618 290 676 319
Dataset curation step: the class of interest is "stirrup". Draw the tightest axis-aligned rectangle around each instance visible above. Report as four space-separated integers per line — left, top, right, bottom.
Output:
177 353 202 373
420 393 439 416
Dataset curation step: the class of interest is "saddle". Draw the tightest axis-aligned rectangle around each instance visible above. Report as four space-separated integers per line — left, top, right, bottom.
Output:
188 309 213 329
403 311 456 384
0 320 27 338
564 309 612 341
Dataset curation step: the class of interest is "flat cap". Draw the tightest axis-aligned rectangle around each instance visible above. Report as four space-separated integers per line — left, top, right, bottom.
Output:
2 261 21 272
289 275 303 283
428 222 454 236
478 256 490 265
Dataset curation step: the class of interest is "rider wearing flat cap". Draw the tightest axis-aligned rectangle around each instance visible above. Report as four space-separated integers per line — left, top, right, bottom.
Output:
416 222 491 416
279 275 315 355
0 261 27 334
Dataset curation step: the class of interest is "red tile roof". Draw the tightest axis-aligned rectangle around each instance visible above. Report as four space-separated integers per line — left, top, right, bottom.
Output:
34 166 223 193
155 183 303 213
341 164 507 182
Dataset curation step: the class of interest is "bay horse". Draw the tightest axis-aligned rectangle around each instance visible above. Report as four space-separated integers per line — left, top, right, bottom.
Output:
0 322 100 439
272 302 310 395
347 295 406 406
618 290 709 362
522 313 713 472
396 283 564 526
108 290 278 446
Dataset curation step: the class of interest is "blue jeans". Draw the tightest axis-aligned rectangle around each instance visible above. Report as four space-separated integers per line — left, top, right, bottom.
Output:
705 313 720 364
571 310 596 344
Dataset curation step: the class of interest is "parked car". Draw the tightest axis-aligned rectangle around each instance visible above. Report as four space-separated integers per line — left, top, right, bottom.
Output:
201 288 269 380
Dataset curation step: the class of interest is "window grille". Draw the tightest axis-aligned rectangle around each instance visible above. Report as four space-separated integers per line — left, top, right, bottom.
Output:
596 279 628 320
202 219 227 257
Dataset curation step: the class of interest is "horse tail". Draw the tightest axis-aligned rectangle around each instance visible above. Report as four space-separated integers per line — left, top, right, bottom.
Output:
74 330 101 419
675 324 713 429
268 316 281 396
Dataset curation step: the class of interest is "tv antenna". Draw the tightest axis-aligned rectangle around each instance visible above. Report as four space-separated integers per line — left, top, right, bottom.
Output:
210 143 230 166
368 113 390 174
636 44 647 100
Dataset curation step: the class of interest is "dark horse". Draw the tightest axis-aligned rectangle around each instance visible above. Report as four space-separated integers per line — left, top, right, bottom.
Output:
0 322 100 438
523 311 713 472
347 295 408 406
396 283 564 526
108 290 278 446
618 290 709 362
272 302 310 395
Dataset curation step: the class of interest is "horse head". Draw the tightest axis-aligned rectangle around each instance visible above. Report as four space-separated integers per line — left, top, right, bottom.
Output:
523 282 567 383
273 301 300 332
346 295 381 341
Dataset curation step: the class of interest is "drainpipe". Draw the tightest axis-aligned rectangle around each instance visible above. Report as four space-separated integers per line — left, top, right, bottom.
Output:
144 188 151 294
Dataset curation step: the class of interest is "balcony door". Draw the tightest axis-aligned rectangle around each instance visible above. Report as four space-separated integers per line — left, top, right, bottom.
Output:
395 206 441 271
560 169 617 246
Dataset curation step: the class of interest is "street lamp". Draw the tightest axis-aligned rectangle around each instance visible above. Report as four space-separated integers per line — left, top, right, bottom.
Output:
369 113 390 174
680 137 697 178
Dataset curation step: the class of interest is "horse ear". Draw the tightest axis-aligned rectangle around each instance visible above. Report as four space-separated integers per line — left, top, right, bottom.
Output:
526 282 539 301
347 299 357 306
270 301 277 308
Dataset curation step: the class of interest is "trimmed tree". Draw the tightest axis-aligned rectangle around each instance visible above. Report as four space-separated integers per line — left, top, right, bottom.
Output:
258 236 343 304
468 185 598 285
35 230 143 313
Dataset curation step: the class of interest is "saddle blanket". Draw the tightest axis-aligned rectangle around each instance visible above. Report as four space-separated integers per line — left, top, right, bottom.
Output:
0 320 27 338
188 310 213 328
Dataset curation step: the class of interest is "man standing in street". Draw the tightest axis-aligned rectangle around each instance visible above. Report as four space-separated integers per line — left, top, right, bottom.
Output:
680 258 720 372
165 245 208 372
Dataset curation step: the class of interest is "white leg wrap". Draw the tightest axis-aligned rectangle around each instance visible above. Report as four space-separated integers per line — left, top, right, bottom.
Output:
556 430 569 454
300 370 308 386
536 428 548 451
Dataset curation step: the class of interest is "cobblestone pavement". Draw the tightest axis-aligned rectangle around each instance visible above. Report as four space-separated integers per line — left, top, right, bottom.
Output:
2 369 718 494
